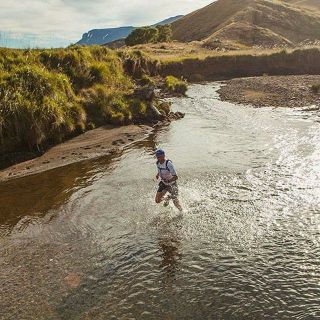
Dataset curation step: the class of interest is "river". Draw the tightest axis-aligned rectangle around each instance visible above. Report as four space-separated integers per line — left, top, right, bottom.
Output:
0 83 320 319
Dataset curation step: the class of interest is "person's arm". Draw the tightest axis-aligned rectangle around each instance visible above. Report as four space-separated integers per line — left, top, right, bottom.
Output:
168 175 178 183
166 162 178 183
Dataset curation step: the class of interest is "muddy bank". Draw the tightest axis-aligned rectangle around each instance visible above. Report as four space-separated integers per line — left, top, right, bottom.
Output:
0 125 152 182
217 75 320 109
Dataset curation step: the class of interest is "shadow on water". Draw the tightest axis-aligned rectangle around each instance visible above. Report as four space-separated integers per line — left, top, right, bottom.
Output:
158 228 182 281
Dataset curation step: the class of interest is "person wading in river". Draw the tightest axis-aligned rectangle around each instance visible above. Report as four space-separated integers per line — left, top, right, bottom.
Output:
155 149 183 212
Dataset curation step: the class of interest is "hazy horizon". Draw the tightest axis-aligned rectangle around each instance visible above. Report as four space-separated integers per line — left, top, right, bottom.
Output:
0 0 214 48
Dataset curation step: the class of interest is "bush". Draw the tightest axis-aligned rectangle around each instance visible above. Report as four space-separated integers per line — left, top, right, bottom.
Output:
81 85 131 125
165 76 188 95
311 84 320 94
128 98 148 118
0 65 85 151
156 25 173 43
0 46 142 155
125 27 159 47
125 25 173 46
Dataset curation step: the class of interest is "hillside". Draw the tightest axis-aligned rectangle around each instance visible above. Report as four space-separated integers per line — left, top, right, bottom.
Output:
77 16 183 45
171 0 320 47
283 0 320 11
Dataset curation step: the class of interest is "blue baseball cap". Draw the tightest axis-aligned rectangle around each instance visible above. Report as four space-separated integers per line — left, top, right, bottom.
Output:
155 149 165 157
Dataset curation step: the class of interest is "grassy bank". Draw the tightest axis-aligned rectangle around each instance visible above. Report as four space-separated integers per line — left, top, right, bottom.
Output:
0 46 162 159
2 44 319 164
158 47 320 81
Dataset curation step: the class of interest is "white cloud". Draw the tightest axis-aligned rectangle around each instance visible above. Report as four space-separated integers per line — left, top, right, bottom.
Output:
0 0 214 45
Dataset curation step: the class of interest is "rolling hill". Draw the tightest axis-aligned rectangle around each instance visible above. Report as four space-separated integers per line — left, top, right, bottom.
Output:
77 15 183 45
171 0 320 47
283 0 320 11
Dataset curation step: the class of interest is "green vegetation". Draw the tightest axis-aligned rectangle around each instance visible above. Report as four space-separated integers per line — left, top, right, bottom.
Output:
0 64 85 152
125 25 172 46
164 76 188 95
140 74 156 87
156 25 173 43
0 46 158 155
311 83 320 94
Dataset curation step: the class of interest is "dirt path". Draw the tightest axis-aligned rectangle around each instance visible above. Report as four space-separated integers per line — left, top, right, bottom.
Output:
0 125 152 182
217 75 320 109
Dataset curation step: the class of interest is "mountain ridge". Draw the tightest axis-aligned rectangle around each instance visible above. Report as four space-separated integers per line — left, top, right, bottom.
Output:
77 15 183 46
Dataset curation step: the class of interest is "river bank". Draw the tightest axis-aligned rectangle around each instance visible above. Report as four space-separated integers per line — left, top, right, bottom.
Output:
217 75 320 109
0 124 153 182
158 47 320 81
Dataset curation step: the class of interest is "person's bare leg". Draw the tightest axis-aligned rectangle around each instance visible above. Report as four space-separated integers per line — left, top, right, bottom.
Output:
155 191 167 204
173 198 183 212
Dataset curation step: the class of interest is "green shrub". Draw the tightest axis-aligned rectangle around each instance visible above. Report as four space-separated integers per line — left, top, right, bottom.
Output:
125 25 173 46
311 83 320 94
81 85 131 125
125 27 159 46
0 64 85 150
128 98 148 116
165 76 188 95
156 25 173 43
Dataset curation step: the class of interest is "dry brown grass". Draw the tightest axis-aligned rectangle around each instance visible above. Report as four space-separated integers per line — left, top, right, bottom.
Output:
128 41 285 62
282 0 320 11
170 0 320 48
172 0 253 42
128 41 320 64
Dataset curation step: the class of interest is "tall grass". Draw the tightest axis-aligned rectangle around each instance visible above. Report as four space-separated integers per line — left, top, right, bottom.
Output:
164 76 188 95
0 46 153 155
0 64 85 151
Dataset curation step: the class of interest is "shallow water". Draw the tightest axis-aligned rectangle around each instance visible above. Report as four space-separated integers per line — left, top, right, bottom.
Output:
0 84 320 319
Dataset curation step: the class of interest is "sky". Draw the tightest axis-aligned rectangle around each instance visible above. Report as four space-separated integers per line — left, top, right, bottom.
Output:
0 0 214 48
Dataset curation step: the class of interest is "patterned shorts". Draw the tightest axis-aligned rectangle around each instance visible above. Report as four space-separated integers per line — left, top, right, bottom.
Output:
157 181 179 199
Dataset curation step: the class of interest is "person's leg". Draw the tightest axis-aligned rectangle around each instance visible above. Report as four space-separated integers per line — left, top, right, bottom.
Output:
155 181 167 204
173 198 183 211
155 191 167 204
170 184 183 212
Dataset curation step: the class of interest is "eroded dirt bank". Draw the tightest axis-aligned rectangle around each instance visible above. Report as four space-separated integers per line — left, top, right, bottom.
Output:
159 48 320 82
0 125 152 182
217 75 320 109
